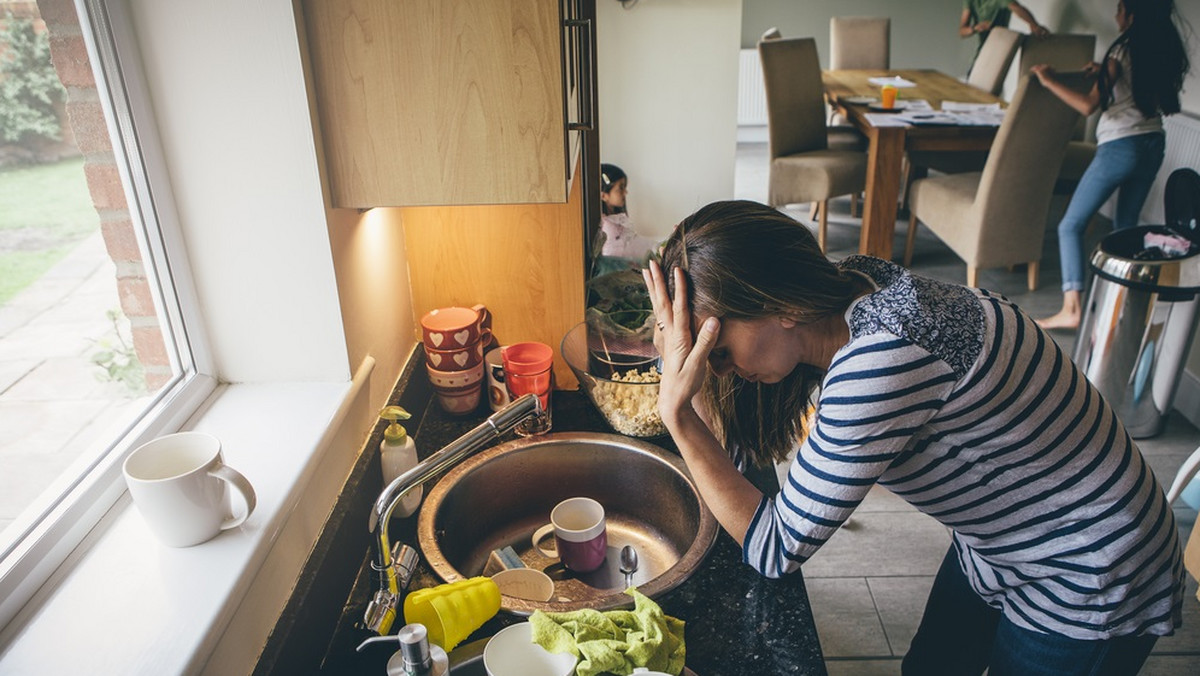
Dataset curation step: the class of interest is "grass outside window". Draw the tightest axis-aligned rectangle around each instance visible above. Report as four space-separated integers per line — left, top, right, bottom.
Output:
0 157 97 303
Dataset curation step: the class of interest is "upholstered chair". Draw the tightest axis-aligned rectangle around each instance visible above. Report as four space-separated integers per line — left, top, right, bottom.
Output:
901 27 1027 205
1018 33 1099 191
967 27 1024 95
759 37 868 252
905 74 1086 290
829 17 890 70
761 27 865 155
827 15 888 217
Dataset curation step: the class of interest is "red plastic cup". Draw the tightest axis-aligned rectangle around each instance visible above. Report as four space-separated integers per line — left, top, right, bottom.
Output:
501 343 553 435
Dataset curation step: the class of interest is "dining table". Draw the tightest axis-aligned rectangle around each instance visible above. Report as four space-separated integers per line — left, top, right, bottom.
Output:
822 69 1007 259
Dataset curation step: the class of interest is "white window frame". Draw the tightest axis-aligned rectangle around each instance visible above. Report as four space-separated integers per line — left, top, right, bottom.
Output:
0 0 216 629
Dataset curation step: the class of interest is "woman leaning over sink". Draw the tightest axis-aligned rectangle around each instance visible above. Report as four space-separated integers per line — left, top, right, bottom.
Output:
642 200 1184 675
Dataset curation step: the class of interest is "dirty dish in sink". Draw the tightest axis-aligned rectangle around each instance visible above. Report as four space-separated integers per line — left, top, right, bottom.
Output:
483 623 575 676
491 568 554 602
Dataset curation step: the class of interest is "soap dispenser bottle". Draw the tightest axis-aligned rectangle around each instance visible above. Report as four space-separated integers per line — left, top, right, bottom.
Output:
356 623 448 676
390 623 448 676
380 406 421 517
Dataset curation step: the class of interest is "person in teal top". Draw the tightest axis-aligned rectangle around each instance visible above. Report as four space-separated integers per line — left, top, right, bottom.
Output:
960 0 1048 54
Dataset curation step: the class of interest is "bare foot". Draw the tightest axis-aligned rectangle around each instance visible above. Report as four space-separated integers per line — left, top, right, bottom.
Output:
1037 291 1082 330
1036 309 1081 330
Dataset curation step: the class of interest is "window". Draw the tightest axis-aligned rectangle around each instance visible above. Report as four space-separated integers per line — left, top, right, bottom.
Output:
0 0 213 627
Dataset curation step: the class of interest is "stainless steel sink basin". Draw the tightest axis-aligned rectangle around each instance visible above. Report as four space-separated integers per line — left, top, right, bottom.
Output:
417 432 719 614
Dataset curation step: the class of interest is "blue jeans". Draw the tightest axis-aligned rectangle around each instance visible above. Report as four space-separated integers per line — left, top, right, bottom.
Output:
1056 132 1165 292
902 547 1158 675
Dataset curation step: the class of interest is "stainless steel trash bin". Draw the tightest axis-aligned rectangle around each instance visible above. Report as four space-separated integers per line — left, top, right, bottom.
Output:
1073 225 1200 438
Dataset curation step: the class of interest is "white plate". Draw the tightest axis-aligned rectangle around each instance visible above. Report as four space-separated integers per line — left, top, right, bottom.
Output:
484 623 576 676
843 96 878 105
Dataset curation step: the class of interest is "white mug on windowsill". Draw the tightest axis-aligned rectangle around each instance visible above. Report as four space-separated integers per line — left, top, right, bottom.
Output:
123 432 257 548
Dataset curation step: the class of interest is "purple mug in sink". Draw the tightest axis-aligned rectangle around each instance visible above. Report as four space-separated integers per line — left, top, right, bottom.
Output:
531 497 607 573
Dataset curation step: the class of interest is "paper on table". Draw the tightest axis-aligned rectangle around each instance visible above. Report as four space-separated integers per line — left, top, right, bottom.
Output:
940 101 1003 112
894 110 1004 126
868 76 917 88
896 112 961 125
864 113 910 127
951 110 1006 126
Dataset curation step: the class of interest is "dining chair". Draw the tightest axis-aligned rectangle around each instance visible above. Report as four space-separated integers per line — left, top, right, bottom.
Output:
759 36 867 252
905 73 1085 290
900 27 1026 207
761 28 865 153
827 15 887 207
1018 33 1099 191
967 27 1023 96
829 17 890 70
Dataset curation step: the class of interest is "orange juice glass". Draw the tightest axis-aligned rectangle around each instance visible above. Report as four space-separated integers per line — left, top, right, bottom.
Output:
880 84 898 109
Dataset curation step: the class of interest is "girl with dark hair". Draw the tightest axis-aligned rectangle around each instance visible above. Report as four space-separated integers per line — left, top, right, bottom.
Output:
600 163 629 216
645 200 1183 674
1033 0 1190 329
595 163 655 271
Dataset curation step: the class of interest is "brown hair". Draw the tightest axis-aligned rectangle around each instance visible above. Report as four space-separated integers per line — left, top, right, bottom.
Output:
660 200 867 466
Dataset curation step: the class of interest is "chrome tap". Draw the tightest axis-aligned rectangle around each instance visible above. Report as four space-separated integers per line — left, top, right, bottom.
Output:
364 393 542 634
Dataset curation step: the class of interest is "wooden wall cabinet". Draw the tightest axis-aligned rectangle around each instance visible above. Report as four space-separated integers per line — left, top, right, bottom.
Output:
301 0 594 208
401 161 586 389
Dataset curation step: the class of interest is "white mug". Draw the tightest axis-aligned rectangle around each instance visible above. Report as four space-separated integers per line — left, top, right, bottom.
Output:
484 347 511 412
123 432 257 548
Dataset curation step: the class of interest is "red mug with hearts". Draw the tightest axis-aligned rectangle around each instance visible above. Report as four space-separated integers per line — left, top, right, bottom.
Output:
425 340 485 372
420 305 491 351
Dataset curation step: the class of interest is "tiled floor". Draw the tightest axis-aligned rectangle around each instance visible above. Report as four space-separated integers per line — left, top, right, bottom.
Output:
733 138 1200 674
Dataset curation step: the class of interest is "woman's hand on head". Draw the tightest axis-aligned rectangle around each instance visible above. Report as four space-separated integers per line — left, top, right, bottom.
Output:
643 261 720 430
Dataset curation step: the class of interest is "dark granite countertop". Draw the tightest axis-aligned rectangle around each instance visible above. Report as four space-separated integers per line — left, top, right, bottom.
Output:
332 389 827 676
261 349 825 676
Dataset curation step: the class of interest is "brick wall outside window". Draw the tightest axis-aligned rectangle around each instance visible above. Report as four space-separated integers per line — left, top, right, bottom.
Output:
35 0 171 389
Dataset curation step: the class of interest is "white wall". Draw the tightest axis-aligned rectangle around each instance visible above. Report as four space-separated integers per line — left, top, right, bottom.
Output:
129 0 349 383
741 0 973 76
596 0 743 241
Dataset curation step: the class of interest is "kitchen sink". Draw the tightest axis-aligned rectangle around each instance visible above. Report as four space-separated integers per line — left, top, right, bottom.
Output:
417 432 719 614
446 637 487 675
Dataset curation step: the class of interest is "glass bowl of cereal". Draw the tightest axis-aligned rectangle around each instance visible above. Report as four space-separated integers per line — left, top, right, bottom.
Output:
561 321 667 439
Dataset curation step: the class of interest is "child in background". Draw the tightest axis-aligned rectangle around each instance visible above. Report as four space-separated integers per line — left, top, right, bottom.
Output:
597 164 656 266
1033 0 1189 330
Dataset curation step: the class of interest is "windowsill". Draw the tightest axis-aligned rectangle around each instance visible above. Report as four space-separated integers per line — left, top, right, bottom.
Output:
0 380 353 674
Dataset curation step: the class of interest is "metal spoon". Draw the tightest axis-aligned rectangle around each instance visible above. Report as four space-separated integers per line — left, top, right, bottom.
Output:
619 544 639 588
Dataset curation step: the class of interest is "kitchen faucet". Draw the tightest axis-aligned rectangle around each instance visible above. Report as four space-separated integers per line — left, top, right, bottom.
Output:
365 392 542 635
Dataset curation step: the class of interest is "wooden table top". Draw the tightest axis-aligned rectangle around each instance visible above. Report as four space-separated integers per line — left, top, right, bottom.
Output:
822 68 1005 111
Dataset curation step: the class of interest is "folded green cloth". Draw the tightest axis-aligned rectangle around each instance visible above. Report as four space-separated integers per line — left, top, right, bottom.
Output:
529 588 685 676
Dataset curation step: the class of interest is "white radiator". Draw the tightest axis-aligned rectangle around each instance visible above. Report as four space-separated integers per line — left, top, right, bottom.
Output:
1141 112 1200 224
738 48 767 126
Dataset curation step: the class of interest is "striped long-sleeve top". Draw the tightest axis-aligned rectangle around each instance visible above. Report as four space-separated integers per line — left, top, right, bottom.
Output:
742 256 1184 639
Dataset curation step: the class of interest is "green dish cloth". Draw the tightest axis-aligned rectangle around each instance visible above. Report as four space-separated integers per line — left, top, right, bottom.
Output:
529 588 685 676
